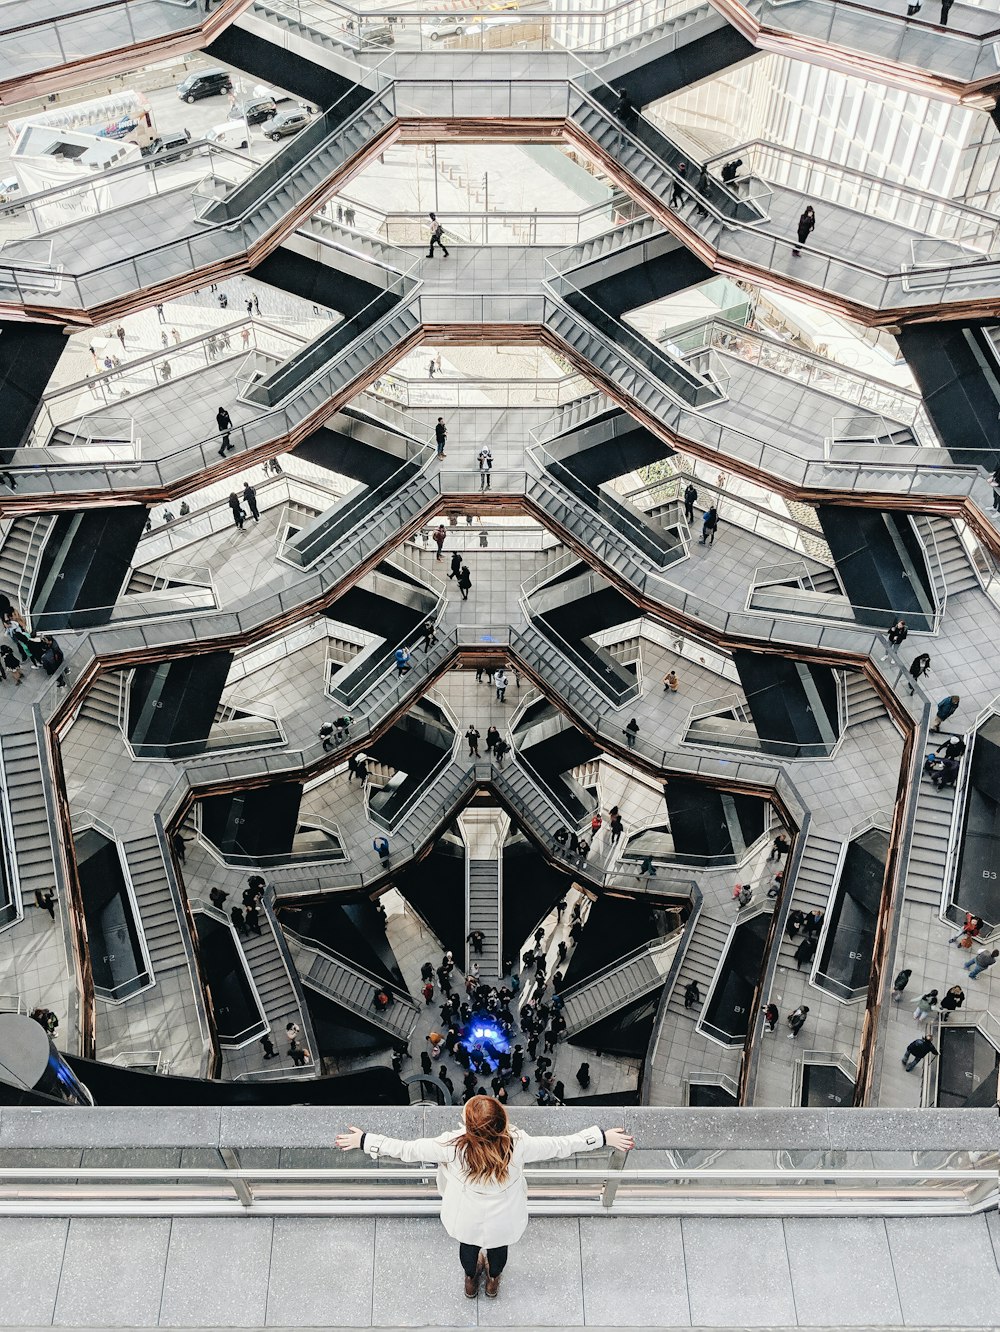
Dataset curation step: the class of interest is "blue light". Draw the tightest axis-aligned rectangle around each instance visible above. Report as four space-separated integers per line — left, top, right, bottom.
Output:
460 1011 511 1070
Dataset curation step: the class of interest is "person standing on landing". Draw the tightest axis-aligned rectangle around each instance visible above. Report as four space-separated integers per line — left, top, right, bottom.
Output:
336 1096 633 1299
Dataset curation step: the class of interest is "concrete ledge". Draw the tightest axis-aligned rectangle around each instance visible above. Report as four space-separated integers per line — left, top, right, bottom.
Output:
0 1106 997 1150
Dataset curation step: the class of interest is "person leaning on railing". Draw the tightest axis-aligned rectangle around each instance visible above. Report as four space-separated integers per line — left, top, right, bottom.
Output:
336 1096 633 1299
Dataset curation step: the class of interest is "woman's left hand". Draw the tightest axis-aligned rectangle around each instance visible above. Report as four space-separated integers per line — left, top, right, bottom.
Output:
335 1126 364 1151
604 1127 634 1152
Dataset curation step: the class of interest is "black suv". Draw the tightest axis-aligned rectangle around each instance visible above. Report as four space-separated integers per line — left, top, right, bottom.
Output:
228 96 278 127
141 129 194 164
177 69 233 103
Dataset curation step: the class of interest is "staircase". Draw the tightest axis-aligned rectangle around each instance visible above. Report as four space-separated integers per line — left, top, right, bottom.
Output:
667 911 731 1018
561 935 680 1036
77 673 122 729
122 834 191 975
0 516 52 612
844 672 886 728
0 725 56 910
776 834 842 970
912 514 981 603
251 0 363 61
288 934 419 1041
467 860 501 980
595 0 719 65
239 908 309 1043
203 92 395 242
903 776 957 913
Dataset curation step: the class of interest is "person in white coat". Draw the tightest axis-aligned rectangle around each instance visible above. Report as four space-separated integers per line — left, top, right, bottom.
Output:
336 1094 634 1298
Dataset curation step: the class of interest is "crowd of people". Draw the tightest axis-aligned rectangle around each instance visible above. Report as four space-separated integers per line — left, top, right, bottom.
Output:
399 899 593 1105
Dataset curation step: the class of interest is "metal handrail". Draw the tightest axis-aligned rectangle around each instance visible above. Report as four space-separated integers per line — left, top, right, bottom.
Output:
558 929 682 1003
285 926 415 1006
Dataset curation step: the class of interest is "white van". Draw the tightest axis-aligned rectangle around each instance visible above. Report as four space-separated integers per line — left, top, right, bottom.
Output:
204 122 249 150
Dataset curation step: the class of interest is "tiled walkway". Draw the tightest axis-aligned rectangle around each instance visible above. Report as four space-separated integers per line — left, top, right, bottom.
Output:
1 1211 996 1328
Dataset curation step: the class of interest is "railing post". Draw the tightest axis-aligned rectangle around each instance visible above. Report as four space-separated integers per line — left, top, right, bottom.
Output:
600 1147 628 1211
220 1147 254 1211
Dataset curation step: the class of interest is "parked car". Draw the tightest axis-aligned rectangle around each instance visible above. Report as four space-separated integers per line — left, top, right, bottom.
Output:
0 177 22 215
227 96 278 127
422 19 467 40
266 109 311 141
358 21 395 47
176 69 233 103
204 122 249 150
141 129 194 164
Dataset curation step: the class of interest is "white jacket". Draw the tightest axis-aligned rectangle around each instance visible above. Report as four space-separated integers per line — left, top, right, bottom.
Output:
362 1124 605 1247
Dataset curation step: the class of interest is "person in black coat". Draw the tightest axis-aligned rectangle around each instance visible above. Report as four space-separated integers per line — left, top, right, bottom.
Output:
794 935 817 971
792 206 815 256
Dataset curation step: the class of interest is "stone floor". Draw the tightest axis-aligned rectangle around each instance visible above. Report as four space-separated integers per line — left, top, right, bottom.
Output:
0 1211 996 1328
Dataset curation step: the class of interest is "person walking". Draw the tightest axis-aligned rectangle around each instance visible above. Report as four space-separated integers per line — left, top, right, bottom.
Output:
394 646 412 676
427 213 449 259
216 406 233 456
242 482 259 522
786 1005 809 1037
662 669 679 693
669 163 686 209
683 482 698 523
930 694 960 733
494 668 508 702
891 968 912 1003
964 947 999 980
458 565 472 601
609 812 623 844
467 929 485 956
883 619 908 660
485 725 500 755
763 1002 779 1032
478 447 493 491
624 718 639 748
913 989 938 1023
700 506 719 545
684 980 701 1010
449 551 462 582
792 206 815 256
228 492 245 529
115 324 127 350
939 0 953 22
466 725 481 757
909 653 931 694
435 418 448 458
902 1035 937 1072
373 835 391 869
336 1100 632 1298
939 985 964 1021
433 524 447 561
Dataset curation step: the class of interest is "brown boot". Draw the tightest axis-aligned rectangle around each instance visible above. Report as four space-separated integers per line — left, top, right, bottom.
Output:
465 1252 484 1299
484 1266 502 1298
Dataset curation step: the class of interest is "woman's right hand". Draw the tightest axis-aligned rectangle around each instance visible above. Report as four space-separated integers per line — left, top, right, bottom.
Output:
604 1127 634 1152
335 1126 364 1151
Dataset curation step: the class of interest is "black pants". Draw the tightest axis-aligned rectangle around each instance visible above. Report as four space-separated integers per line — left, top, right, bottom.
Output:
459 1243 507 1278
